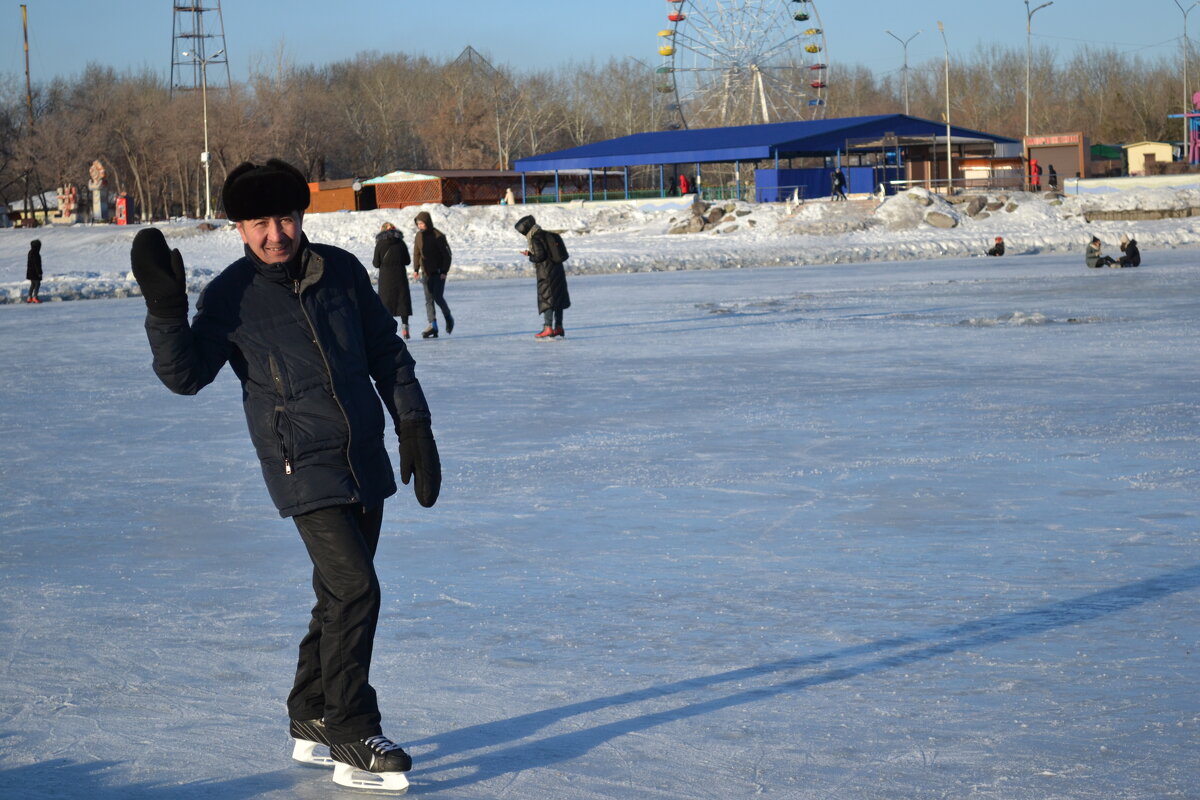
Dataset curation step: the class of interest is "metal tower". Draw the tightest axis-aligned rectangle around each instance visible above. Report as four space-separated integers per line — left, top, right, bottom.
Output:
170 2 231 95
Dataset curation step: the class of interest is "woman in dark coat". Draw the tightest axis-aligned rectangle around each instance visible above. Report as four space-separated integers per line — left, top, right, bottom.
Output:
1118 233 1141 267
372 222 413 337
515 214 571 338
26 239 43 303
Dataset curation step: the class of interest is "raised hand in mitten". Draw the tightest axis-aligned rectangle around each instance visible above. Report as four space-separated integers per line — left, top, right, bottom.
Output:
130 228 188 318
399 420 441 508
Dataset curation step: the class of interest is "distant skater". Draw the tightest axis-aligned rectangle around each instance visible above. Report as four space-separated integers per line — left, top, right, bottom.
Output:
986 236 1005 257
26 239 42 303
412 211 454 338
373 222 413 338
515 214 571 338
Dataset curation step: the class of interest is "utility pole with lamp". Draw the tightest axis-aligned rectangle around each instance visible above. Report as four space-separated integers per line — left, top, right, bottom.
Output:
181 49 224 220
885 29 922 116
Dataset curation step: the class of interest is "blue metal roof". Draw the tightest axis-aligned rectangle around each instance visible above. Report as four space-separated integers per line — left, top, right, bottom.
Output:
514 115 1019 172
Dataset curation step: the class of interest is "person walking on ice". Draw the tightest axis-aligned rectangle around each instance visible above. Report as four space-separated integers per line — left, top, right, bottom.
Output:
411 211 454 338
515 214 571 338
372 221 414 339
26 239 43 303
129 158 440 793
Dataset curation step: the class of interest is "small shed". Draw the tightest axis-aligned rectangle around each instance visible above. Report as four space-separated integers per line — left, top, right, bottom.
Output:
363 171 446 209
306 179 376 213
365 169 581 207
1124 141 1174 176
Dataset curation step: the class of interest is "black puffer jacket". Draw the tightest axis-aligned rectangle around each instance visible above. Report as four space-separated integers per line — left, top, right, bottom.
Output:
515 217 570 314
1120 239 1141 267
372 229 412 317
26 239 42 281
144 240 431 517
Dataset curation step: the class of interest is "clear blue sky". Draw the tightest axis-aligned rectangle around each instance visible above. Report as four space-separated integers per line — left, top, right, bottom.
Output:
0 0 1189 88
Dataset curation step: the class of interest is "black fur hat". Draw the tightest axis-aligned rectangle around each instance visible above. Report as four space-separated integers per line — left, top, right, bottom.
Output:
221 159 310 221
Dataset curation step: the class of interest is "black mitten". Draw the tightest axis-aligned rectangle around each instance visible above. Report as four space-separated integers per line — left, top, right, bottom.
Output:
399 420 441 508
130 228 188 318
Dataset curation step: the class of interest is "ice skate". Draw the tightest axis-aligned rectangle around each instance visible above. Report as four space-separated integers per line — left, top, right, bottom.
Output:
422 325 438 339
445 314 454 334
552 326 565 338
535 325 554 338
330 734 411 793
290 717 334 766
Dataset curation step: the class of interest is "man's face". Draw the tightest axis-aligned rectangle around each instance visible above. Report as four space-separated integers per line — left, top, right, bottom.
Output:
236 212 303 264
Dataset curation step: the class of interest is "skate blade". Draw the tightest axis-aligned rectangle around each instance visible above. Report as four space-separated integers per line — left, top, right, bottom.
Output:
292 738 334 766
333 762 409 793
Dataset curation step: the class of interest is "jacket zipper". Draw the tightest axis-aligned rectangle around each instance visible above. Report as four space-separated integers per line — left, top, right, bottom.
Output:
269 354 293 475
294 278 360 492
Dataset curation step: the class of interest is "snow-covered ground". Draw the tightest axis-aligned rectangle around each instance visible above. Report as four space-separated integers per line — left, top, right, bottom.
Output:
1 192 1198 799
4 187 1200 303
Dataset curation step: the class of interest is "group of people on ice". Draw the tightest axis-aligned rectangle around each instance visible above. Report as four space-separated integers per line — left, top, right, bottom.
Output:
981 233 1141 267
1086 234 1140 268
370 211 570 341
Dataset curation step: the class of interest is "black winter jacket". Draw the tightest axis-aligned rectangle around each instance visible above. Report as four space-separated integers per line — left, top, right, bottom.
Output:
521 224 571 314
1120 239 1141 267
144 240 431 517
372 230 412 317
26 240 42 281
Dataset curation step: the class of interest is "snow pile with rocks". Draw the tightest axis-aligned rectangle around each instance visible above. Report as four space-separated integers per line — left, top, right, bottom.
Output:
2 186 1199 303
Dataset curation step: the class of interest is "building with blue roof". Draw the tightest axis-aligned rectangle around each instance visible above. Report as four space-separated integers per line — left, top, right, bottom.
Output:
513 115 1020 203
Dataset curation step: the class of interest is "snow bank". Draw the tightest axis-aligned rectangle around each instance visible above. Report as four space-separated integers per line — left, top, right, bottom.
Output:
2 187 1199 304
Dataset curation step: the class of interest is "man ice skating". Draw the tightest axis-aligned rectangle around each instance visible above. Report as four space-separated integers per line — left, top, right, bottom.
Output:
130 158 439 793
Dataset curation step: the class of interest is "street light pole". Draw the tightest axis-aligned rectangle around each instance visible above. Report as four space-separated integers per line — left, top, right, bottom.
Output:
1174 1 1199 164
938 22 952 194
1025 1 1053 139
885 29 922 116
182 48 224 220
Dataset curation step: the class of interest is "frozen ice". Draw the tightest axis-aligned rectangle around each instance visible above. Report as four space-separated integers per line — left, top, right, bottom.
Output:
0 194 1197 798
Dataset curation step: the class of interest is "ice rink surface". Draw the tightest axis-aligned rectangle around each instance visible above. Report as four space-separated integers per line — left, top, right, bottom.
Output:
2 251 1197 798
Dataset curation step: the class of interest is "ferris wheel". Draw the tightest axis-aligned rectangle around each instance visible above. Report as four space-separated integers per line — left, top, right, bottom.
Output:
656 0 828 130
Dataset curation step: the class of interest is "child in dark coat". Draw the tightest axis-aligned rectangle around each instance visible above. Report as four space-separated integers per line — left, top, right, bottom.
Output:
986 236 1005 257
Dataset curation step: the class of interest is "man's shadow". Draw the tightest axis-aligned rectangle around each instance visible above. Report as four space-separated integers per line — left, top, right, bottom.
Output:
409 564 1200 792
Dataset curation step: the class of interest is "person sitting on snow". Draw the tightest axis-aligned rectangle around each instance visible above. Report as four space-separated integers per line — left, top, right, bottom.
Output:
1117 234 1141 267
1086 236 1117 268
986 236 1005 257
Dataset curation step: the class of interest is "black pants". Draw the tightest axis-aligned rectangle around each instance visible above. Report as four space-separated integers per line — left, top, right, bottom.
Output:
28 280 40 300
422 274 452 325
288 503 385 744
542 308 563 328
